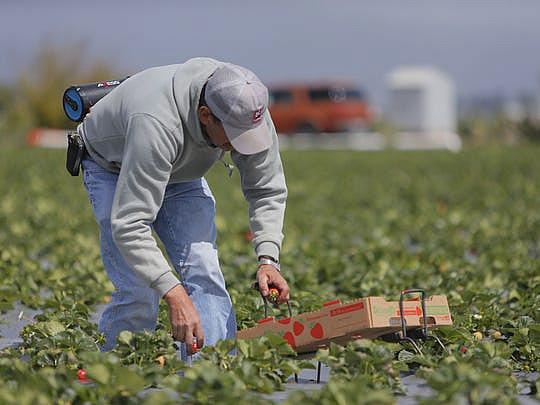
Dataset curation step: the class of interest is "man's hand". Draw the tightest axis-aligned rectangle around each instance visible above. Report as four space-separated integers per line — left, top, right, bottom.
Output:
163 284 204 355
256 265 290 304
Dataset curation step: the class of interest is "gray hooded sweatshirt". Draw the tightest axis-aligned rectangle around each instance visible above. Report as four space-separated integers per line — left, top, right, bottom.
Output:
80 57 287 297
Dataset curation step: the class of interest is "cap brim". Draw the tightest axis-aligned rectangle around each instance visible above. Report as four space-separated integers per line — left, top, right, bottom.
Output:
223 121 273 155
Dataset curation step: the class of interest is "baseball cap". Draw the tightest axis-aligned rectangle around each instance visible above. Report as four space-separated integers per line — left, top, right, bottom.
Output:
204 63 272 155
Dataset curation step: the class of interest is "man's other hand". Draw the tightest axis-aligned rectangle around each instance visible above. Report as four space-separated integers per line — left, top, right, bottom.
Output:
256 265 290 304
163 284 204 355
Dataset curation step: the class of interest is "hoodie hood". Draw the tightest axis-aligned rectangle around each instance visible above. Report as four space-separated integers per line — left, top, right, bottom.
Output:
172 57 224 146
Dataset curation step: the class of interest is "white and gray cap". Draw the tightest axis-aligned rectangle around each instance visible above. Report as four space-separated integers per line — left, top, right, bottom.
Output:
204 63 272 155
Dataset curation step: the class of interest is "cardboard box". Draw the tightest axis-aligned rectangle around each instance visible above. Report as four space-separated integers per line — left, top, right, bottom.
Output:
237 295 452 354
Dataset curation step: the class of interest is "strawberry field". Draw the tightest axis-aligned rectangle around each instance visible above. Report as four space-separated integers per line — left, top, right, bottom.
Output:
0 146 539 404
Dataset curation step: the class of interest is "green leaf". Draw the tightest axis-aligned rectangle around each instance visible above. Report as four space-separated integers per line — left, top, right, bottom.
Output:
86 363 110 385
115 368 146 392
43 320 65 336
237 339 250 357
117 330 134 346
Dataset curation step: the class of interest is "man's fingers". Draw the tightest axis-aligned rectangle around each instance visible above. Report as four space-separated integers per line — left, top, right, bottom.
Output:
195 325 205 351
170 316 184 341
257 273 270 296
257 266 291 304
272 278 289 303
165 291 204 356
185 327 195 355
278 284 290 302
265 272 289 301
177 325 186 342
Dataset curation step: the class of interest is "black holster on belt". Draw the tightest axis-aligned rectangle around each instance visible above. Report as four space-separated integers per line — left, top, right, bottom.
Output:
66 131 86 176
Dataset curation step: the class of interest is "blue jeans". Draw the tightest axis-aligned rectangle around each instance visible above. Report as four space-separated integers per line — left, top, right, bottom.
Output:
81 156 237 358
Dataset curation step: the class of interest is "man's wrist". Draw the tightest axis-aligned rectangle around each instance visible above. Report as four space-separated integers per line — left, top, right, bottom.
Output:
258 255 278 263
154 271 183 298
258 256 280 272
164 284 189 303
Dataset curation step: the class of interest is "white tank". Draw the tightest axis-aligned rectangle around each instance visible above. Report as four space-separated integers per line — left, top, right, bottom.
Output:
387 66 456 133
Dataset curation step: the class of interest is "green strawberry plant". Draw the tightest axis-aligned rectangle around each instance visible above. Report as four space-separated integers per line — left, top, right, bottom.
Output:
0 146 538 403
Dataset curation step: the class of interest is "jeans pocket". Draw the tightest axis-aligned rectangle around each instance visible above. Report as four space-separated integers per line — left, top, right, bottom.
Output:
83 158 117 185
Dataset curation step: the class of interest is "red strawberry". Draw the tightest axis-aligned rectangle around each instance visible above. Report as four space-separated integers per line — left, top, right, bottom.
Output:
293 321 304 336
77 369 88 382
191 338 199 353
459 346 468 354
268 288 279 305
283 331 296 348
310 322 324 339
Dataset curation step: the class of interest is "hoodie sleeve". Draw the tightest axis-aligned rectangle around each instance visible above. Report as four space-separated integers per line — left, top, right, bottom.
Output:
110 113 181 296
231 112 288 261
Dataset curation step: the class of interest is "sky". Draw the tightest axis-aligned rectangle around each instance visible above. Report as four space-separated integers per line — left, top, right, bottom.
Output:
1 0 540 107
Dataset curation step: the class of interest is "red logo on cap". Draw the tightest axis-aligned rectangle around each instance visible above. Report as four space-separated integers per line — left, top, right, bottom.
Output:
252 106 265 124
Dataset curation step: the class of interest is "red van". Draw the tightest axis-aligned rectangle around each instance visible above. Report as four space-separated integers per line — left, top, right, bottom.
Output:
268 82 374 134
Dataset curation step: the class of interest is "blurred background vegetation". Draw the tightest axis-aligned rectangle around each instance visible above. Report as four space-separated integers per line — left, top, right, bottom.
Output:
0 41 117 147
0 42 538 148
